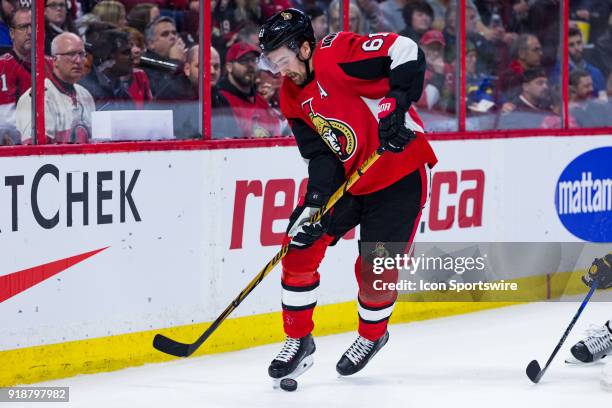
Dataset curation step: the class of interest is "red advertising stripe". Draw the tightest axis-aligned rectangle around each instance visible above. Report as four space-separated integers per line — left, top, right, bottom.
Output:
0 247 108 303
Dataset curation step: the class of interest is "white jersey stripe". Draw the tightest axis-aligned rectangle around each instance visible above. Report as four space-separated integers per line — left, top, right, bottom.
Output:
282 286 319 308
388 35 419 70
358 303 395 322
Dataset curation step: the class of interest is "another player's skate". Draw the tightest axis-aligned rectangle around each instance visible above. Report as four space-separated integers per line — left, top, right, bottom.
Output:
336 331 389 376
569 321 612 363
269 334 315 387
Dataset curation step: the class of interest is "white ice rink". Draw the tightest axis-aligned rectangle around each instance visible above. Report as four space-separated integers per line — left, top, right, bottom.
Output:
19 301 612 408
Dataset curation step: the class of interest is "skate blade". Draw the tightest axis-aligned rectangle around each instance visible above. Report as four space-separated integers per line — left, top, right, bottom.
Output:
272 355 314 389
565 356 584 365
565 356 607 365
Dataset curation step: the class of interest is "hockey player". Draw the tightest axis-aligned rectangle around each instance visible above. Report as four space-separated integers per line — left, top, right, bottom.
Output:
258 8 437 381
570 252 612 364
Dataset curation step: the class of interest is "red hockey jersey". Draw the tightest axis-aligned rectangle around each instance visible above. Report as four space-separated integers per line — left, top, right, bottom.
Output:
0 51 32 129
219 77 281 138
280 31 437 196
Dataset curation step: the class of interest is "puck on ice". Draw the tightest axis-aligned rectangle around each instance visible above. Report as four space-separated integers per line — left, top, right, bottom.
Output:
280 378 297 391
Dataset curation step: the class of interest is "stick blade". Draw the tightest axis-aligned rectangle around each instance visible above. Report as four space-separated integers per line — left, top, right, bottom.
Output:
153 334 193 357
526 360 542 383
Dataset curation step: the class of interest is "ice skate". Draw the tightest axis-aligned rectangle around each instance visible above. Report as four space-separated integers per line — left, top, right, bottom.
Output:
269 334 315 388
336 331 389 376
570 321 612 363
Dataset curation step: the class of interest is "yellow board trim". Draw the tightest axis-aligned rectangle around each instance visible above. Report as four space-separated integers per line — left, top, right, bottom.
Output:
0 270 590 386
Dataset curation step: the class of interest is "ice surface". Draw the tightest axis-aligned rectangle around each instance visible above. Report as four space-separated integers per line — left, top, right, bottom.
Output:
21 301 612 408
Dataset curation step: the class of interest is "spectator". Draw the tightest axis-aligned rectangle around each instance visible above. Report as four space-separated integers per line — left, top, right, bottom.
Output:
181 0 201 40
305 6 328 42
474 0 518 46
82 21 117 76
260 0 293 20
218 42 280 138
584 23 612 78
399 1 434 43
498 33 543 101
569 68 610 127
475 0 509 28
524 0 559 69
212 0 263 58
79 29 152 110
127 3 160 34
0 6 31 145
257 69 290 135
567 27 606 98
0 0 15 50
444 1 497 68
158 45 238 139
507 0 530 34
569 68 594 104
354 0 394 32
329 0 363 33
465 41 496 113
416 30 455 112
499 68 552 129
158 43 198 139
142 16 186 98
570 0 610 43
379 0 412 32
442 5 457 63
208 45 240 138
540 85 578 129
123 27 145 66
328 0 390 34
236 22 260 47
234 0 263 24
17 32 95 144
92 0 128 29
122 0 187 12
44 0 78 55
210 45 221 86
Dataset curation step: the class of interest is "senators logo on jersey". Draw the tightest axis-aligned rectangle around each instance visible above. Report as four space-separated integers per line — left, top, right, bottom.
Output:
301 98 357 162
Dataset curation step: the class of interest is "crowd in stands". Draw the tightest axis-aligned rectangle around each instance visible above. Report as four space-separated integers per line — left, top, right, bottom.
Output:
1 0 612 145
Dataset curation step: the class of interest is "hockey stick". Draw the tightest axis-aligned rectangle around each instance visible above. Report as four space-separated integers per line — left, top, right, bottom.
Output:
526 280 598 383
153 147 386 357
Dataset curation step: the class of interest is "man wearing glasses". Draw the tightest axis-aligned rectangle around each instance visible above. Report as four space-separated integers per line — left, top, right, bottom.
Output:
0 6 32 144
16 32 95 144
217 41 280 138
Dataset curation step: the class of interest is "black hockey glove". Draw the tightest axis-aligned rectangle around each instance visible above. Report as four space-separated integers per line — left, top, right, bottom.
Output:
286 191 330 249
582 252 612 289
377 92 416 153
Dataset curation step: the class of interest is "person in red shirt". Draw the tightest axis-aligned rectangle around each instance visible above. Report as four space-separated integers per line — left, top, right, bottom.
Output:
259 8 437 380
0 6 31 144
218 41 280 138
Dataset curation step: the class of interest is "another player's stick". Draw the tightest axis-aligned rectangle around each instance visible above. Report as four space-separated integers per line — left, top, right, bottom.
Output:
526 280 598 383
153 147 386 357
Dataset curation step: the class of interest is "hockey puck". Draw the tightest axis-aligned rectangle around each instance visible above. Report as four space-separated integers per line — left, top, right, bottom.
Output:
279 378 297 392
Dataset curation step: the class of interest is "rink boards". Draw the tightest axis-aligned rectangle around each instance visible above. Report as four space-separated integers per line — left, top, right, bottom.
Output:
1 134 611 385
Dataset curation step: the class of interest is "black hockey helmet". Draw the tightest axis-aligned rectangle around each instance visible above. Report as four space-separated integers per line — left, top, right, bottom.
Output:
258 8 316 54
